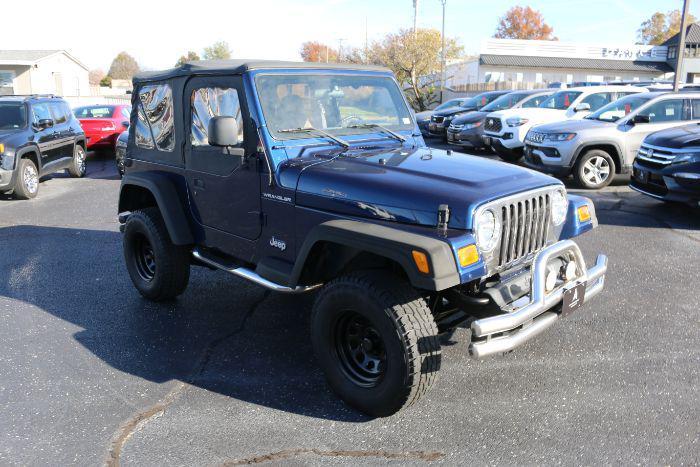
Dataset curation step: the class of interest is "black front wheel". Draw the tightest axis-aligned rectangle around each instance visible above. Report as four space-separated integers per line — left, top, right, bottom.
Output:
123 208 191 301
311 271 441 417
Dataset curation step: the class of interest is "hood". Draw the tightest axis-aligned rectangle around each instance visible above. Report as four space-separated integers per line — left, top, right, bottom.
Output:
433 106 477 118
453 111 487 125
415 110 433 121
490 107 567 124
533 118 613 133
643 123 700 149
284 146 560 230
0 128 22 138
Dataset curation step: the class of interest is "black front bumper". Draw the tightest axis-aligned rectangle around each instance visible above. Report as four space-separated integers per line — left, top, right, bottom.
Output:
447 128 486 148
523 146 572 177
630 160 700 206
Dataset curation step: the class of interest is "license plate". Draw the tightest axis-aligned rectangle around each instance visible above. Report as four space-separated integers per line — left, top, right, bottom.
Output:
637 169 649 183
482 136 492 146
561 281 586 317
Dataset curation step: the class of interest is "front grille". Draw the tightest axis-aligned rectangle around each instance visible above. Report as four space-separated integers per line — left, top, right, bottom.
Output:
432 116 445 123
448 124 464 132
526 131 546 144
636 144 676 166
484 117 502 133
497 193 551 268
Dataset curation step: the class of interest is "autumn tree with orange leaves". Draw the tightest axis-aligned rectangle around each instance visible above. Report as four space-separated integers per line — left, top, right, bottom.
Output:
494 6 557 41
300 41 339 62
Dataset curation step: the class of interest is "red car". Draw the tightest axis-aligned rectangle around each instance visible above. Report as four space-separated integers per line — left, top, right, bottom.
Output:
74 104 131 153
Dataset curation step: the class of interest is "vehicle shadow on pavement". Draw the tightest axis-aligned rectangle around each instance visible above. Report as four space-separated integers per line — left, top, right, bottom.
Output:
0 225 369 422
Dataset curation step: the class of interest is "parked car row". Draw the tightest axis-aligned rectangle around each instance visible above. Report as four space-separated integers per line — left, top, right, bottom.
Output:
0 94 130 199
419 86 700 206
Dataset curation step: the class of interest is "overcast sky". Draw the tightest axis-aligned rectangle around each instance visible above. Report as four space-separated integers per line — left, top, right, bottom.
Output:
3 0 698 71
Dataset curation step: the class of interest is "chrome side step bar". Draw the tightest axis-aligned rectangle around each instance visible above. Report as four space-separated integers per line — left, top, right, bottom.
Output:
192 248 323 294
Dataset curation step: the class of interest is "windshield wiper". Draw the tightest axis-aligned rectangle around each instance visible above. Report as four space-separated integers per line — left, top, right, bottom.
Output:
346 123 406 143
277 127 350 148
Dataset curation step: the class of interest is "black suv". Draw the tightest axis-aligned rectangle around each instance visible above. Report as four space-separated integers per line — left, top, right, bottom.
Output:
0 95 87 199
118 60 606 416
631 124 700 207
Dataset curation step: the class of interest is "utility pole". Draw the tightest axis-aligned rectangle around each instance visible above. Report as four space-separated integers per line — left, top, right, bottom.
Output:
674 0 691 91
338 38 345 62
413 0 419 36
439 0 447 103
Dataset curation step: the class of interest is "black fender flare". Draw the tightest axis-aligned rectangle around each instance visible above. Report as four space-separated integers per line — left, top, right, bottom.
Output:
15 145 43 171
290 219 461 291
118 172 194 245
74 135 87 150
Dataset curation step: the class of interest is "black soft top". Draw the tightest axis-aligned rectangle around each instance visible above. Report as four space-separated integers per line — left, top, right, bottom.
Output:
133 59 392 84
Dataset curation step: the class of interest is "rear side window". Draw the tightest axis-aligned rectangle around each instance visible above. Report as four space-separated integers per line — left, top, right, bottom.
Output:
639 99 686 122
135 84 175 151
190 87 244 146
49 102 67 124
581 92 613 111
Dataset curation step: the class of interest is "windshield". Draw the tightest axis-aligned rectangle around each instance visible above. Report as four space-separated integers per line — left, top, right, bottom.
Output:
539 91 583 110
255 74 414 140
74 106 116 118
481 92 528 112
0 103 26 129
585 94 655 122
435 99 463 110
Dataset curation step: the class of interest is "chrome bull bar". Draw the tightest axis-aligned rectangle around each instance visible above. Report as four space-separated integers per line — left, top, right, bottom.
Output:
469 239 607 359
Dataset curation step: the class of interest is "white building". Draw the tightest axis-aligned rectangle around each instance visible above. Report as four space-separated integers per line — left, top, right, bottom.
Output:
447 39 673 87
0 50 90 97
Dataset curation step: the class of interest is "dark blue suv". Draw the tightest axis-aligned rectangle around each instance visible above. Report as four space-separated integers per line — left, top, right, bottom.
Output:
117 60 608 416
0 95 87 199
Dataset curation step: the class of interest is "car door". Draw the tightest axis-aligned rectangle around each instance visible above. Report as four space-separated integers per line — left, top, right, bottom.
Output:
184 75 262 240
30 102 61 168
622 97 691 165
48 101 74 163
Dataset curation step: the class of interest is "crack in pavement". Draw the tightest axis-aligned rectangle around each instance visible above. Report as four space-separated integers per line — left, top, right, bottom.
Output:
220 448 445 465
104 289 272 467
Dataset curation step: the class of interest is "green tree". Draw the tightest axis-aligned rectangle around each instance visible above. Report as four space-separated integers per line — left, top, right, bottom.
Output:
366 28 462 111
494 6 556 40
203 41 232 60
99 76 112 88
176 51 201 66
638 10 697 45
107 52 139 80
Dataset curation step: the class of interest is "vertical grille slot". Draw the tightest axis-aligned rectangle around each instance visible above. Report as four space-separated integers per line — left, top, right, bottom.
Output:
497 192 551 268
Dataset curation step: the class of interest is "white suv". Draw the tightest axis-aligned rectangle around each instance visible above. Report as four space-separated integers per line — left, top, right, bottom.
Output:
482 86 647 162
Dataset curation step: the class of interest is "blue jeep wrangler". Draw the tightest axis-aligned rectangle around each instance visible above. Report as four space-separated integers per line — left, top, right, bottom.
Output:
118 60 607 416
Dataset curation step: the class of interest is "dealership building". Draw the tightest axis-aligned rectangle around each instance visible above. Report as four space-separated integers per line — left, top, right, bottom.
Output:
447 38 674 87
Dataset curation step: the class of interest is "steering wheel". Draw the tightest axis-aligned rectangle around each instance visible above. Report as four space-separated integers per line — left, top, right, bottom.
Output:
340 115 363 127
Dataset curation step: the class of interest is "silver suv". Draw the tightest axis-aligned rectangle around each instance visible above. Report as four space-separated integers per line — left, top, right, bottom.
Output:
523 92 700 189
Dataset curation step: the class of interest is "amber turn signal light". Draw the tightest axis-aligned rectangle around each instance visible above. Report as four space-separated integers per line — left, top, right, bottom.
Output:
457 244 479 267
411 250 430 274
0 143 4 154
577 205 591 222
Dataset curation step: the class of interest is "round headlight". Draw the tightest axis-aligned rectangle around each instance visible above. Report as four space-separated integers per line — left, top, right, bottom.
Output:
476 209 501 252
551 190 568 226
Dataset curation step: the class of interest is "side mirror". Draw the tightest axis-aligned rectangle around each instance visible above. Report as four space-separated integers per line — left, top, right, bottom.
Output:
121 121 130 129
207 116 245 158
37 118 54 129
574 103 591 112
631 114 650 125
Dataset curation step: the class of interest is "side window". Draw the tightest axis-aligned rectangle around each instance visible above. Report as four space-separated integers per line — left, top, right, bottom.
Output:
581 92 612 111
135 84 175 151
521 95 547 108
640 99 685 122
191 87 244 146
32 103 52 125
49 102 67 124
691 100 700 119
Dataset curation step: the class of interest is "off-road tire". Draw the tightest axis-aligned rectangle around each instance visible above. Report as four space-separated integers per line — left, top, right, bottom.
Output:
68 144 86 178
574 149 616 189
311 271 441 417
123 207 190 301
13 158 39 200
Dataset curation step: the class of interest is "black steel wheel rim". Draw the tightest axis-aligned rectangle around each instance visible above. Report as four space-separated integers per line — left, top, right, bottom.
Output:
334 311 386 387
134 234 156 281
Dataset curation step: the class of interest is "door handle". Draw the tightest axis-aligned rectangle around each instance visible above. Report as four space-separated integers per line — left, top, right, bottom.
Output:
193 178 206 189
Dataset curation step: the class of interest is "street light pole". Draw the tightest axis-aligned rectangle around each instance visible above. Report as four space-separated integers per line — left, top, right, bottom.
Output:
674 0 691 91
439 0 446 103
413 0 419 35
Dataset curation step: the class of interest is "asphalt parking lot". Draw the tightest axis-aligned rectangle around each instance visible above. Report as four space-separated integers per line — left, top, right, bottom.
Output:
1 147 698 466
